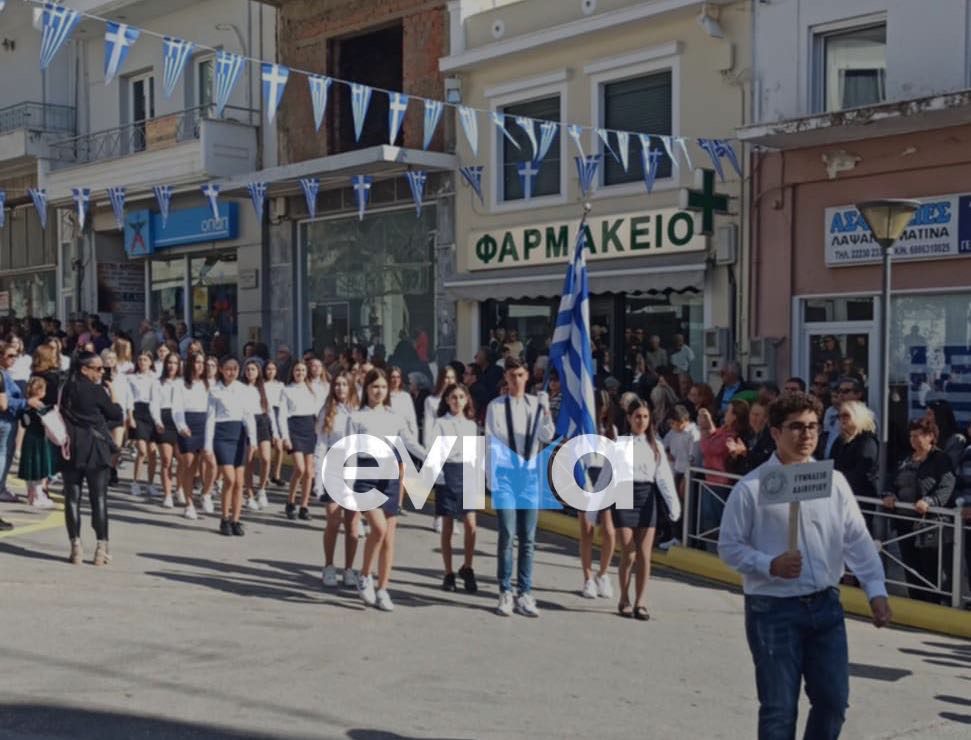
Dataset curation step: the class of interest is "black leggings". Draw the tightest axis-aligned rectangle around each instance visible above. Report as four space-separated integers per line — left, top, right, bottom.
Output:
63 467 111 541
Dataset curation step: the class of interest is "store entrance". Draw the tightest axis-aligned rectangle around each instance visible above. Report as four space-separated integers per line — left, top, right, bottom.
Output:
310 301 351 355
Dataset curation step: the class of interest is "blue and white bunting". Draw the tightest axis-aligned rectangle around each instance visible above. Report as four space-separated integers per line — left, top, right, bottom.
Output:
387 92 409 145
107 186 126 231
659 135 678 175
714 139 742 177
214 51 245 118
459 165 484 205
162 37 194 99
201 183 220 221
0 190 5 231
597 128 619 164
697 138 734 181
40 3 81 71
514 117 538 161
300 177 319 220
28 188 47 230
492 113 520 149
640 136 662 194
405 170 427 218
308 75 332 132
247 182 267 222
677 136 694 172
261 63 289 124
153 185 173 229
351 84 373 142
518 161 539 200
422 100 443 150
567 124 585 158
537 121 558 164
72 188 90 232
457 106 479 157
103 22 140 86
615 131 630 172
352 175 373 222
575 155 601 198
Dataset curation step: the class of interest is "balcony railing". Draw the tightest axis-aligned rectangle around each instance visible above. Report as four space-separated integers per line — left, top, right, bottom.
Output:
47 105 256 166
0 102 76 136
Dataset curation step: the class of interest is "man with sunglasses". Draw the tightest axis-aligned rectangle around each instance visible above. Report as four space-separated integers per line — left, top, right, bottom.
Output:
0 343 27 506
719 392 890 740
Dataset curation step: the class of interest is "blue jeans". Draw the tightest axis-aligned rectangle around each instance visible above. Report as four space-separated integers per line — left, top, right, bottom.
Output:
744 588 848 740
0 419 15 492
496 507 538 594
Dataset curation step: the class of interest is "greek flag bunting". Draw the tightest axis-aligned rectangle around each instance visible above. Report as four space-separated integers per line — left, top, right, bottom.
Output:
308 75 332 132
247 182 267 222
201 183 220 221
261 63 289 124
697 139 725 181
405 170 427 218
567 124 585 158
300 178 319 220
457 106 479 157
153 185 173 229
103 22 140 86
575 155 601 198
714 139 742 177
596 128 619 164
537 121 558 164
387 92 409 145
677 136 694 172
548 216 597 484
422 100 443 150
352 175 373 222
640 135 662 194
659 135 678 175
514 117 538 161
351 84 373 142
615 131 630 172
162 37 194 99
0 190 5 231
40 3 81 71
492 113 520 149
459 165 484 205
72 188 90 232
28 188 47 230
214 51 245 118
107 187 126 231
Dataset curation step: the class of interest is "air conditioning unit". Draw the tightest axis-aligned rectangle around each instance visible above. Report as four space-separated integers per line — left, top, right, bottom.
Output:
704 327 730 357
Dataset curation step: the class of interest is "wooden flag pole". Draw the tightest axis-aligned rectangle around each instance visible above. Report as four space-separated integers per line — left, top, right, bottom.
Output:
787 501 800 551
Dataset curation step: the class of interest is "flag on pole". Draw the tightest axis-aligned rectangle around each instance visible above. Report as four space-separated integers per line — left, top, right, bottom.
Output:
352 175 373 222
459 165 484 205
162 37 194 99
537 121 558 163
154 185 173 229
107 186 126 231
457 106 479 157
201 183 220 220
514 117 538 161
492 113 520 149
214 51 245 118
351 84 372 142
308 75 332 132
575 155 601 198
28 188 47 230
388 92 409 145
103 22 140 86
0 190 5 231
247 182 267 222
405 170 427 218
261 63 289 124
422 100 443 150
300 177 319 220
40 3 81 71
72 188 90 232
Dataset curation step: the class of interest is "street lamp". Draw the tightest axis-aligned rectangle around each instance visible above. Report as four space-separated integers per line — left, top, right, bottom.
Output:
855 199 921 495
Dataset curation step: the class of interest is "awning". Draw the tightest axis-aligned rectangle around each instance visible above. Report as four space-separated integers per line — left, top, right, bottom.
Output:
443 252 708 302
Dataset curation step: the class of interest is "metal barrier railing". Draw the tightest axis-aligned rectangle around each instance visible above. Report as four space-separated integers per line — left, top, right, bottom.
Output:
682 466 970 609
0 101 76 135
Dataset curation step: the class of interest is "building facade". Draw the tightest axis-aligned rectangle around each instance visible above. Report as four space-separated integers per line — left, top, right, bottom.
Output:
441 0 749 386
742 0 971 430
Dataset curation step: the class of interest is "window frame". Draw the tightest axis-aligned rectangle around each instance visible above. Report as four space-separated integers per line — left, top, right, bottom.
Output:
810 14 887 114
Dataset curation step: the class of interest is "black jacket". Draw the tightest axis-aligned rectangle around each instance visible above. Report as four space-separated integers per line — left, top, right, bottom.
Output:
892 448 956 508
830 431 879 500
59 375 123 472
744 428 776 473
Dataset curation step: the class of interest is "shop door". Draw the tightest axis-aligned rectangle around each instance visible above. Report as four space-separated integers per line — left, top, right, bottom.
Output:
310 301 351 354
800 323 879 412
130 73 155 153
191 253 238 355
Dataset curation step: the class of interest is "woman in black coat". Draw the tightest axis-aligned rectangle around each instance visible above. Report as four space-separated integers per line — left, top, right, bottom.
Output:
59 351 123 566
829 400 880 502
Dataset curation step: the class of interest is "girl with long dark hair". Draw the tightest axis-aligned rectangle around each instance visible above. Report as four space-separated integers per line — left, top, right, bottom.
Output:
279 361 325 520
154 352 183 509
172 352 211 518
128 351 159 497
242 358 278 510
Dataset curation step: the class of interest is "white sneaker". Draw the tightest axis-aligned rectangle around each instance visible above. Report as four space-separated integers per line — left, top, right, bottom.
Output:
257 488 269 508
201 494 215 514
342 569 358 589
375 588 394 612
496 591 515 617
358 575 376 606
183 505 198 521
581 578 598 599
130 482 143 497
247 497 262 512
161 495 174 509
515 593 540 618
658 537 679 552
596 574 614 599
322 565 339 588
32 495 56 510
433 516 443 533
175 488 187 506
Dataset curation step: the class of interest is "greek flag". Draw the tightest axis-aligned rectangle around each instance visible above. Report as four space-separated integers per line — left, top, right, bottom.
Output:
351 84 372 142
457 106 478 157
104 22 140 86
162 37 194 99
575 155 601 198
548 217 597 475
514 117 538 161
405 170 427 218
214 51 245 118
261 63 289 124
597 128 619 164
247 182 267 222
697 139 725 181
40 3 81 71
659 135 678 176
352 175 373 222
72 188 90 232
537 121 558 164
492 113 520 149
640 135 662 194
422 100 443 150
0 190 5 231
201 183 220 221
308 75 331 132
300 177 319 220
388 92 409 145
567 124 584 158
459 165 484 205
677 136 694 171
28 188 47 230
153 185 173 229
107 186 126 231
615 131 630 172
714 139 742 177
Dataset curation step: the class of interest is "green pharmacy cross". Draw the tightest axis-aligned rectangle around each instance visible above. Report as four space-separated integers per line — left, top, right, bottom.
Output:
679 168 729 236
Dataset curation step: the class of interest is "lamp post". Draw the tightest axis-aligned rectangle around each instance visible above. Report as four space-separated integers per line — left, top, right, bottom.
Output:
854 199 921 495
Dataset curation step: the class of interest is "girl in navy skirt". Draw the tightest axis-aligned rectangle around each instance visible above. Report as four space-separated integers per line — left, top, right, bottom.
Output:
202 355 220 500
154 352 183 510
352 368 426 612
280 361 325 521
317 372 361 589
205 357 257 536
242 359 278 511
263 361 286 486
173 352 210 519
614 398 681 621
424 365 458 535
431 383 479 593
128 352 159 497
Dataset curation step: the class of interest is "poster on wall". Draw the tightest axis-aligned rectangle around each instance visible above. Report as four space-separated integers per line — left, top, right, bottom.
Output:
97 261 144 333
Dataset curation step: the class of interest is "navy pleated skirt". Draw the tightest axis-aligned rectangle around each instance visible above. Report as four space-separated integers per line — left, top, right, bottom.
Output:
287 414 316 455
611 480 658 529
178 411 207 454
213 421 247 467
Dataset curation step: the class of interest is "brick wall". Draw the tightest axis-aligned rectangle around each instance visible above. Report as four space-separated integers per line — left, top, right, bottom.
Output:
276 0 448 164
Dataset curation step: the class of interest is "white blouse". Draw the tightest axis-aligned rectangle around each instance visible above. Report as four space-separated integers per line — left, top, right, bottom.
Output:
430 413 478 464
242 383 279 438
423 394 442 447
117 361 134 375
390 390 418 439
351 405 427 464
111 372 133 415
204 381 257 451
631 434 681 520
172 381 210 434
127 373 158 420
279 383 326 443
264 379 285 409
315 402 356 450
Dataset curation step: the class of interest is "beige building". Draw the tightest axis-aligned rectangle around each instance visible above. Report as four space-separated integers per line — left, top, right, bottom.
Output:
441 0 751 387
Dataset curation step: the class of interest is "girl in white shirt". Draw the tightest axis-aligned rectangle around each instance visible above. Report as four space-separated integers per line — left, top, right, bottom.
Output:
128 352 160 497
279 361 325 520
263 360 286 486
424 365 457 535
308 357 331 399
172 352 211 519
112 337 134 375
242 359 278 511
202 355 221 498
155 352 183 510
317 373 361 589
387 366 418 439
432 383 479 594
614 398 681 621
578 389 618 601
